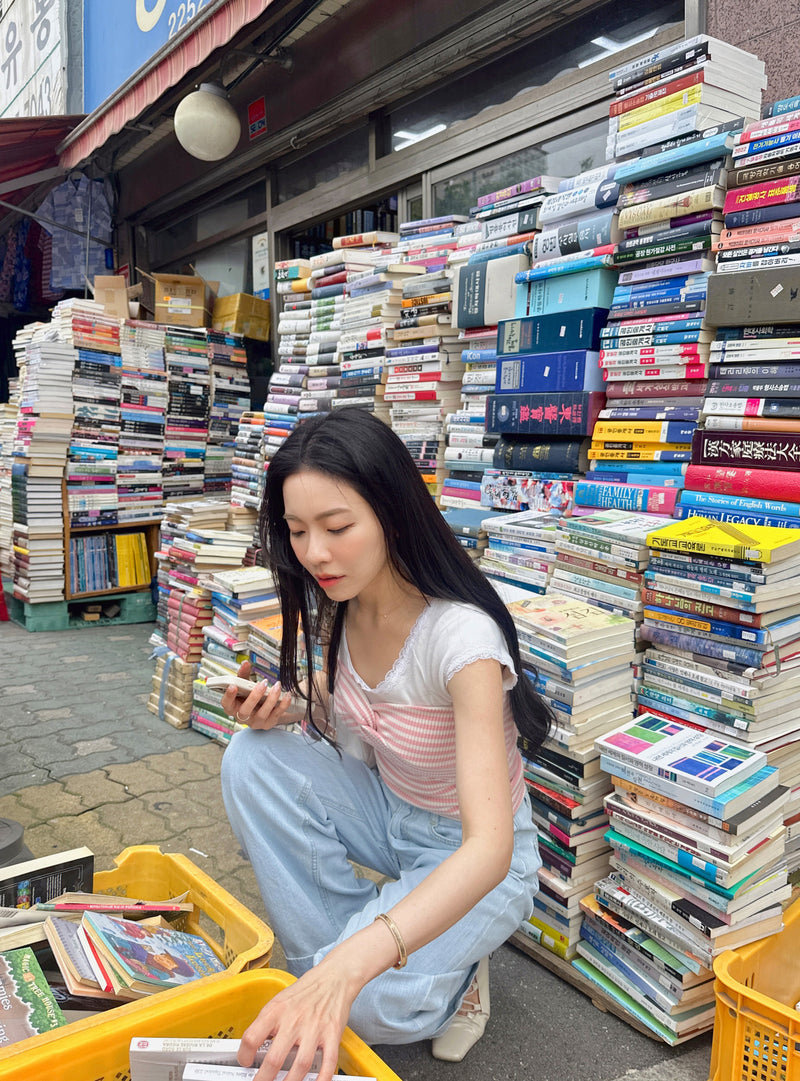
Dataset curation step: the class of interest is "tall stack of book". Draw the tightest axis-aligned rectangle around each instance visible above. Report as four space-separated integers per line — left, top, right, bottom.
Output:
479 508 558 596
684 95 800 527
337 243 425 426
549 509 661 626
163 328 210 501
230 411 266 511
508 594 636 960
191 565 278 744
205 330 249 495
9 328 74 602
269 258 313 456
582 712 787 1044
639 515 800 870
0 371 20 580
118 320 167 523
595 37 767 512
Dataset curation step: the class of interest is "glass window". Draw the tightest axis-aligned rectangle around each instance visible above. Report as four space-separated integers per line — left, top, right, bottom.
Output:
275 125 369 204
150 181 266 269
384 0 682 155
432 119 608 217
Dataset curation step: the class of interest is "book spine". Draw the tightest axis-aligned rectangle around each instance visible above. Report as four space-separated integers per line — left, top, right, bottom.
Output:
693 427 800 469
723 176 800 213
574 481 678 514
485 391 604 436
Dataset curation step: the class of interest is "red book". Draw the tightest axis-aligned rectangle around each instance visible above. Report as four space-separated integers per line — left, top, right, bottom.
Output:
640 587 764 628
610 69 706 117
684 463 800 502
314 270 348 287
724 176 800 215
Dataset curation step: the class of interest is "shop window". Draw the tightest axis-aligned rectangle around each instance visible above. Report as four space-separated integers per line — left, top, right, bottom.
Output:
432 119 608 218
150 182 266 269
275 125 369 205
284 195 399 260
382 0 682 156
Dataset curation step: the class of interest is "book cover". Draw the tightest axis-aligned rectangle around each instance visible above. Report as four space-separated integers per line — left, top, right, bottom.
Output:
0 847 94 910
81 911 226 992
486 391 605 436
646 514 800 564
497 309 608 356
452 253 529 330
595 714 764 797
0 947 66 1047
495 351 604 393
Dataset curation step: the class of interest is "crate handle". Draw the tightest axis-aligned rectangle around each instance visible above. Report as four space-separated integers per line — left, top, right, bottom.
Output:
716 989 797 1042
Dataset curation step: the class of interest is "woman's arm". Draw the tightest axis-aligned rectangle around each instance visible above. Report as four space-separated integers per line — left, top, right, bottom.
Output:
220 659 330 730
240 657 514 1081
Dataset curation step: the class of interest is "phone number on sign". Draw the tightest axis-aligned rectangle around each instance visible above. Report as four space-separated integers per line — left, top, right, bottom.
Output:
135 0 207 38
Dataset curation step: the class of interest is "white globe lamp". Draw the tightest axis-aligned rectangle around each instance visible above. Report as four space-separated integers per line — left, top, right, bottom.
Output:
174 83 241 161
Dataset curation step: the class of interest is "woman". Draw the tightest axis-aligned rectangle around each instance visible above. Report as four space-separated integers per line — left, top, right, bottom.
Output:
220 408 552 1081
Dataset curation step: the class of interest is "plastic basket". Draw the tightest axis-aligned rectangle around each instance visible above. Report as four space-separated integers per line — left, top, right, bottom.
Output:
0 968 403 1081
709 895 800 1081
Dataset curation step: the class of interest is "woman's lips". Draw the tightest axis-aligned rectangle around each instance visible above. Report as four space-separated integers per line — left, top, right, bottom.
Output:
317 575 343 586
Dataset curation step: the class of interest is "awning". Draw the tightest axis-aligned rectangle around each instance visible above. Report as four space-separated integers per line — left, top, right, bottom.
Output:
0 114 84 228
58 0 274 170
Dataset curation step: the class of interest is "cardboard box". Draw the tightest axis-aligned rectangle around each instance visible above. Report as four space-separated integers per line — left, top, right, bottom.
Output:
212 292 271 341
93 275 140 320
153 273 215 327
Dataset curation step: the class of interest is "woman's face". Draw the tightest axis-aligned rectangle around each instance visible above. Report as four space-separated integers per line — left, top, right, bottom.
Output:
282 468 391 601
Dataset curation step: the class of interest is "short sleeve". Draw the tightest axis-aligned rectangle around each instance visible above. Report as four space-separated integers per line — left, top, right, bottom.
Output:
429 602 518 692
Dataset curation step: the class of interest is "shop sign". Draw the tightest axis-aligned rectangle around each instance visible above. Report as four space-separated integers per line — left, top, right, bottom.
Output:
248 96 266 140
0 0 65 118
83 0 209 113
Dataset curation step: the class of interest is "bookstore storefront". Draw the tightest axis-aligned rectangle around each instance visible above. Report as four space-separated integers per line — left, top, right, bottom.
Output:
61 0 693 330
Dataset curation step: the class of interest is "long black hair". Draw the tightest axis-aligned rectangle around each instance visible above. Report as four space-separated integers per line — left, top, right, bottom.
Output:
259 408 553 751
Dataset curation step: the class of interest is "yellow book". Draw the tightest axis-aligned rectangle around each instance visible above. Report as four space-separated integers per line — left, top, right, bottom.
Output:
137 533 151 585
615 84 704 132
646 516 800 565
593 422 689 442
592 441 691 454
115 535 131 588
587 449 691 461
617 185 724 230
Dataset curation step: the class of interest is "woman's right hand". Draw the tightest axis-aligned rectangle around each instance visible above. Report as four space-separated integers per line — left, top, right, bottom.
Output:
221 660 295 730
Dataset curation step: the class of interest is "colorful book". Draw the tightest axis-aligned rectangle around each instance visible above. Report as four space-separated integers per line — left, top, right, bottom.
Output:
0 947 66 1047
646 516 800 565
595 714 765 797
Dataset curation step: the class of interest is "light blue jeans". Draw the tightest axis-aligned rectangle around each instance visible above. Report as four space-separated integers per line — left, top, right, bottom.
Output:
221 726 541 1045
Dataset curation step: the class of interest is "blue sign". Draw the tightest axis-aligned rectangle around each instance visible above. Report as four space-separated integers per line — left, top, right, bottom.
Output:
83 0 211 112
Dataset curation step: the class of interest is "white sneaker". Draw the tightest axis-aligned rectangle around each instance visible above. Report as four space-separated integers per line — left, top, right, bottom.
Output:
431 956 490 1062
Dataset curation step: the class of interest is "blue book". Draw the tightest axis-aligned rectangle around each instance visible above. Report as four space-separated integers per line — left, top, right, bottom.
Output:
678 489 800 518
310 282 346 299
639 621 764 667
574 481 677 514
386 343 441 358
643 605 769 646
589 460 688 474
515 269 618 318
613 274 709 297
738 127 800 157
763 95 800 117
442 478 482 492
613 131 738 184
340 366 384 380
601 316 707 337
724 203 800 229
468 242 530 265
495 350 603 393
514 256 615 283
462 349 498 362
498 308 608 356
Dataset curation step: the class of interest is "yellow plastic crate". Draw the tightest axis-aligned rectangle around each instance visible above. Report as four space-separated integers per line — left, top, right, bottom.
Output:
710 894 800 1081
0 968 403 1081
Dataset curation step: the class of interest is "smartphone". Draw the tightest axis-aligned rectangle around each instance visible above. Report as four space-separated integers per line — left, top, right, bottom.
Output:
204 675 271 696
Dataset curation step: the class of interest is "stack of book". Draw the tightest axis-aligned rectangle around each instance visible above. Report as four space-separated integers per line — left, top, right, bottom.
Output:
148 650 199 730
51 297 122 355
10 328 75 603
247 611 287 688
605 36 765 163
118 320 168 524
65 345 121 530
438 505 489 563
479 508 559 595
204 330 249 495
582 712 787 1043
191 566 278 743
230 410 266 511
639 515 800 870
0 370 20 579
163 327 211 501
549 509 661 625
508 594 636 960
269 257 313 456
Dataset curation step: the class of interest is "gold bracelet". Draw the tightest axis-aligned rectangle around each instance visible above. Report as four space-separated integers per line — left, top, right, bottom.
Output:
374 912 408 969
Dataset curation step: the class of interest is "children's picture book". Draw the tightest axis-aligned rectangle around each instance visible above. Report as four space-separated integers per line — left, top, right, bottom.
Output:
81 911 226 994
0 947 66 1048
646 515 800 565
595 714 766 797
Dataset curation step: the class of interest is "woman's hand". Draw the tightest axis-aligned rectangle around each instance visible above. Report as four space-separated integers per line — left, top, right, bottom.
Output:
239 961 358 1081
221 660 295 730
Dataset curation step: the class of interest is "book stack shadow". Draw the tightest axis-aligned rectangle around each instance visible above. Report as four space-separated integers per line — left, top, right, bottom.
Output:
507 594 636 961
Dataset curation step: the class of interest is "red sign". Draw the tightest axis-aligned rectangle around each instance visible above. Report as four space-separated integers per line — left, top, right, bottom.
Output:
248 97 267 140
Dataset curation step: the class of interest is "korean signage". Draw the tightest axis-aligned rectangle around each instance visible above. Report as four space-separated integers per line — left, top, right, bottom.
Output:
0 0 65 117
83 0 211 113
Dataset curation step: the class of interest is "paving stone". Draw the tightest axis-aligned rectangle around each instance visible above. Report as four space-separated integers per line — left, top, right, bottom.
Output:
105 758 175 795
12 781 86 822
95 799 173 846
23 813 124 865
60 772 132 806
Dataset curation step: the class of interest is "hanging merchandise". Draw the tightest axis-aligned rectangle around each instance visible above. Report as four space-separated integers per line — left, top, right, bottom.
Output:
36 174 114 291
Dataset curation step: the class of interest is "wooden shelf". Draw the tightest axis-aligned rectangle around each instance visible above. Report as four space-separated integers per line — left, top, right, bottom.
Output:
67 585 152 600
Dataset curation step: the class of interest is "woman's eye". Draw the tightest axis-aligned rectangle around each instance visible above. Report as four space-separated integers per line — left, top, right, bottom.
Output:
289 531 305 539
329 526 350 535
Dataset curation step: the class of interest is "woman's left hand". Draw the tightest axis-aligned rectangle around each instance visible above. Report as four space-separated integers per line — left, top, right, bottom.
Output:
239 960 358 1081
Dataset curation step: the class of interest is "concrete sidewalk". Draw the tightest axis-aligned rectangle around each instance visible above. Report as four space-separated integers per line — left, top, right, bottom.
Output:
0 617 713 1081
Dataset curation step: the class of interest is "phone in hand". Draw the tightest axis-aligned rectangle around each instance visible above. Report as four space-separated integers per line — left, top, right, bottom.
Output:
204 675 271 697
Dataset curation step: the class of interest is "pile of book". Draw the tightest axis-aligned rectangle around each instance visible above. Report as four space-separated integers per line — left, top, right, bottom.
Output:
230 410 266 511
9 327 75 603
580 711 788 1044
549 509 660 624
508 594 636 960
162 327 211 501
268 257 313 456
640 515 800 871
0 370 20 580
65 346 122 532
204 330 249 495
479 508 558 595
118 321 168 523
191 566 278 744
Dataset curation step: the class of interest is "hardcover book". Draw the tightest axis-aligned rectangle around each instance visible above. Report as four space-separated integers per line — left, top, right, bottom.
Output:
646 515 800 564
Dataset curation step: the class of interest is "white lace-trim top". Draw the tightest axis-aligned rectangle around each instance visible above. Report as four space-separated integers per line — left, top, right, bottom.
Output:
341 598 518 704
